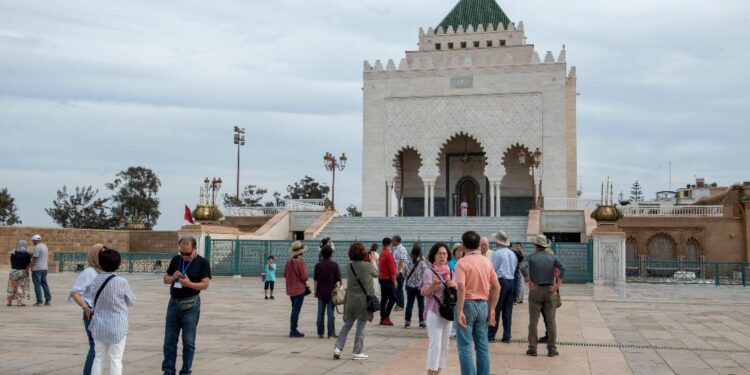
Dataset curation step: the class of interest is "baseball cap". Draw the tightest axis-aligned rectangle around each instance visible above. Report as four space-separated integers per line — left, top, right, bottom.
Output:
31 234 42 241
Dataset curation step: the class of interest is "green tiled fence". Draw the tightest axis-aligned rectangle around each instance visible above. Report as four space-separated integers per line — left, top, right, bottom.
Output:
55 252 176 273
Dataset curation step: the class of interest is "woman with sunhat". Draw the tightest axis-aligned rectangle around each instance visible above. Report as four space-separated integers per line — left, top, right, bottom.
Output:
284 241 309 338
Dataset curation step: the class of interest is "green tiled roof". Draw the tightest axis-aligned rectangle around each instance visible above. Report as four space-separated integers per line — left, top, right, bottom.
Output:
437 0 511 32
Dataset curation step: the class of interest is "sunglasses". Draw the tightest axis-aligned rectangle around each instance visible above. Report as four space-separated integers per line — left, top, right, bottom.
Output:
179 250 194 256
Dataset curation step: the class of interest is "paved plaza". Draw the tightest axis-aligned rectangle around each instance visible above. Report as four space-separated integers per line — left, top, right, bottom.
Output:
1 270 750 375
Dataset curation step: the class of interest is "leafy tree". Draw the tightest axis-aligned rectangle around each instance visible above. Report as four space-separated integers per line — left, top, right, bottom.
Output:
345 204 362 217
223 185 268 207
45 186 116 229
0 188 22 225
630 180 644 202
264 191 283 207
106 166 161 229
286 176 330 199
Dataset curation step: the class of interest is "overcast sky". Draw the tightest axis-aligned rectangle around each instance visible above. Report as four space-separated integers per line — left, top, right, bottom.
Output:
1 0 748 230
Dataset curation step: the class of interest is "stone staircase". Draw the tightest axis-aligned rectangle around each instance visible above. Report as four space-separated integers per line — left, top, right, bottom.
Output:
315 216 528 243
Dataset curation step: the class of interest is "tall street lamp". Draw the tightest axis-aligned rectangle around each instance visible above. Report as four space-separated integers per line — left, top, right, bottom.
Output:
323 152 347 210
233 126 245 206
518 147 543 209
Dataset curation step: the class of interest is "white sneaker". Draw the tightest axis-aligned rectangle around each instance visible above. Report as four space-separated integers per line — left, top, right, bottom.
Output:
333 347 341 360
352 353 369 360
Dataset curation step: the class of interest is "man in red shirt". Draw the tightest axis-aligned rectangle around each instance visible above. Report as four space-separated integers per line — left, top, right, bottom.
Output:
377 237 397 326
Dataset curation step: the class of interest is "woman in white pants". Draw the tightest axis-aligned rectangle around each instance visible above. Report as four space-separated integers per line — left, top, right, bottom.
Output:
88 249 136 375
420 242 457 375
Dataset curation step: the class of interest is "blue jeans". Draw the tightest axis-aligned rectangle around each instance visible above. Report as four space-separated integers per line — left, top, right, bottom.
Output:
488 278 515 340
395 274 405 307
31 270 51 304
83 312 95 375
290 294 305 334
404 286 424 324
378 279 396 319
317 297 335 336
456 300 490 375
162 297 201 375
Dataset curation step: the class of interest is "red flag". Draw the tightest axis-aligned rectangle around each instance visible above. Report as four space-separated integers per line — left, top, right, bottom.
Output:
184 205 195 224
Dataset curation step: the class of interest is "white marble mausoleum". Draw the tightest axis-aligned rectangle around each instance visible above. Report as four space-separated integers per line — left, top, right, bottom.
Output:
361 0 577 218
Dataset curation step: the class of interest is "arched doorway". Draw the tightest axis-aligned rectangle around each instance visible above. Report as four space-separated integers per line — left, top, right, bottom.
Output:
647 234 676 260
500 144 534 216
393 147 424 216
455 176 480 216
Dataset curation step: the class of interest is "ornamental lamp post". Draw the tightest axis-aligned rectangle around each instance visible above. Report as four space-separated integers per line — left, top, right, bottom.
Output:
210 177 222 206
233 126 246 206
519 147 543 209
323 152 347 211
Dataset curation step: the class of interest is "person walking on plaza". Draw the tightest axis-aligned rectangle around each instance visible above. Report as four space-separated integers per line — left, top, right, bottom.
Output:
7 240 31 307
512 243 526 304
333 242 378 361
480 237 493 262
488 231 518 343
378 237 397 325
368 243 380 295
391 235 407 311
68 243 104 375
162 237 212 375
314 245 341 338
455 231 500 375
402 243 428 329
448 243 464 272
421 242 457 375
27 234 52 306
263 255 276 300
523 235 565 357
88 248 135 375
284 241 309 338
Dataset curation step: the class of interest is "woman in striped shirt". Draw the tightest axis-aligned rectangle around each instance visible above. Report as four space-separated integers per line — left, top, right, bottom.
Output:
88 249 136 375
68 243 104 375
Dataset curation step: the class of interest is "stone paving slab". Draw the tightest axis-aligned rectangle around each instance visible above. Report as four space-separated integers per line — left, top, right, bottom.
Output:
1 270 750 374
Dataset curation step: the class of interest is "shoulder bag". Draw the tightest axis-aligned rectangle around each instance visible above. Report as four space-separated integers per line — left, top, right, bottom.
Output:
91 274 116 316
429 268 457 321
350 263 379 312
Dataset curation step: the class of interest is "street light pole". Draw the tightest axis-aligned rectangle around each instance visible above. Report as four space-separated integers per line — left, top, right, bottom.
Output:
233 126 245 206
323 152 348 210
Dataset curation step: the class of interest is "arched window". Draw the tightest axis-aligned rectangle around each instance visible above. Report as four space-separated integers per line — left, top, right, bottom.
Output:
626 238 637 260
647 234 676 260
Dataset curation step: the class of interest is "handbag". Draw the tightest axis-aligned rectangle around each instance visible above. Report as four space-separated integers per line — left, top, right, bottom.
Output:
429 268 457 321
350 263 379 312
332 281 346 306
291 260 312 296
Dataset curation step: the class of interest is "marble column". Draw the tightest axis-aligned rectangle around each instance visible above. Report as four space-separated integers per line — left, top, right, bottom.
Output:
593 225 626 287
495 183 502 217
386 180 394 217
423 182 429 217
429 182 435 217
489 181 495 217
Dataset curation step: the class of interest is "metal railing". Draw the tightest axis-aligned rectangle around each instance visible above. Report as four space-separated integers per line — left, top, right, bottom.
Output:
626 259 747 286
621 205 723 217
55 252 177 273
225 206 285 217
543 198 596 210
224 198 326 217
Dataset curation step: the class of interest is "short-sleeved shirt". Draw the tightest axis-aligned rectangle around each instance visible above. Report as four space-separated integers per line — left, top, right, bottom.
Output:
264 263 277 282
314 259 341 299
455 252 496 300
68 266 99 306
491 247 518 280
392 244 407 272
32 243 48 271
166 255 212 300
11 251 31 270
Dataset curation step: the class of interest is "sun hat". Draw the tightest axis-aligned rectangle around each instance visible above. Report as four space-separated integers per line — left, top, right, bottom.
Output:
288 241 308 256
532 234 551 248
492 231 511 247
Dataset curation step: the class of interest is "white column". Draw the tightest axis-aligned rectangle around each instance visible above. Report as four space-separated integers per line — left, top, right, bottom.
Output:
490 182 495 217
386 180 394 217
593 229 626 287
496 183 502 217
429 182 435 217
423 182 429 217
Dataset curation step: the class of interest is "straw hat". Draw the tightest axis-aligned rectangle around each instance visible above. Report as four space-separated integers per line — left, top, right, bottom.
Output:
288 241 308 256
532 234 551 248
492 231 510 247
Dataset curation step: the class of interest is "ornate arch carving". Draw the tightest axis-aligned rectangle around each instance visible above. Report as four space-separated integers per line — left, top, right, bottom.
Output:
647 232 677 260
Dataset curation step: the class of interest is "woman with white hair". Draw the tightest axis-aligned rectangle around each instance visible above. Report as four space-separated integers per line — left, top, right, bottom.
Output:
68 244 105 375
7 240 31 306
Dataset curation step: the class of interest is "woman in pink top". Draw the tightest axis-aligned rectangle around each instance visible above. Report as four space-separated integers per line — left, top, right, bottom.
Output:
421 242 457 375
284 241 309 338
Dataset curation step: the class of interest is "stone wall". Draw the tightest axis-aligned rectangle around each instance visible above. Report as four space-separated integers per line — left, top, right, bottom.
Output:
0 226 178 265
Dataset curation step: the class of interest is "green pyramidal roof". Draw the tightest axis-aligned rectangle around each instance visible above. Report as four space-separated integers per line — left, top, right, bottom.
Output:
437 0 511 32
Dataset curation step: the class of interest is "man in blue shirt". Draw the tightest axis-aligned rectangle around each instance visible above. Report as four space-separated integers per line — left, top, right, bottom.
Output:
488 231 517 342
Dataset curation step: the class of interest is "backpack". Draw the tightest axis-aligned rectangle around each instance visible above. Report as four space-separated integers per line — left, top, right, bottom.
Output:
429 268 457 321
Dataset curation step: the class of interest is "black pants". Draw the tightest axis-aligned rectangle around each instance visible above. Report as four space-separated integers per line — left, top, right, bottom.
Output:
488 278 515 340
379 279 396 319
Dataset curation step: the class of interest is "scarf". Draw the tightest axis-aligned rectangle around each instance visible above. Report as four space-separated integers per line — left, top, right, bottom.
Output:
433 263 450 280
87 244 105 270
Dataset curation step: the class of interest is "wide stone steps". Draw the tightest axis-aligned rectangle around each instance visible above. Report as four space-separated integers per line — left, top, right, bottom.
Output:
315 216 528 242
